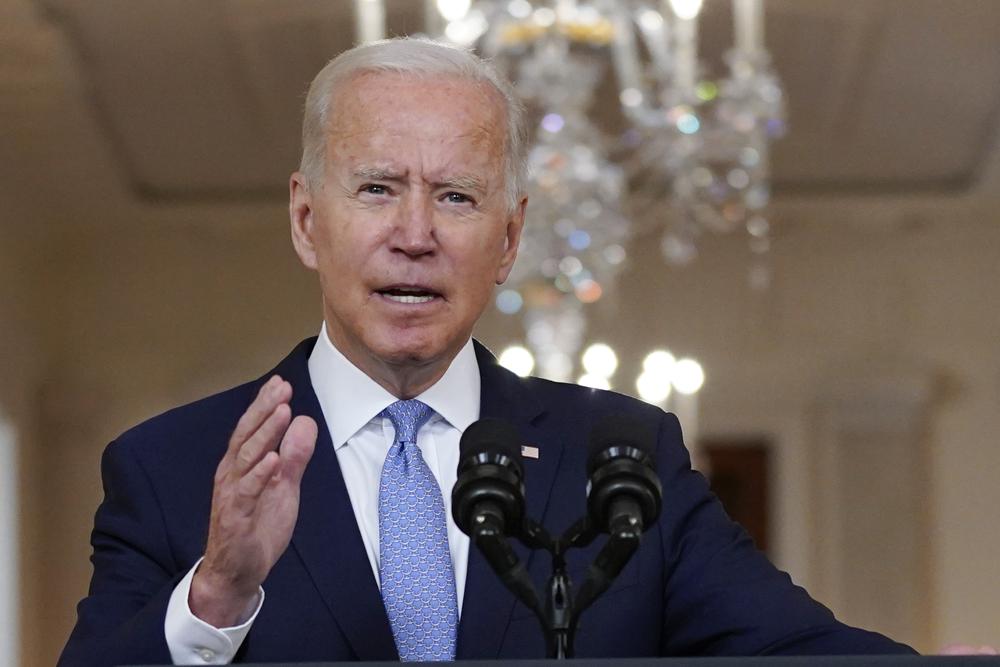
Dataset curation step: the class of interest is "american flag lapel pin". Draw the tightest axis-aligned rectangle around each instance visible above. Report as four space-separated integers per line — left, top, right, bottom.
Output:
521 444 539 459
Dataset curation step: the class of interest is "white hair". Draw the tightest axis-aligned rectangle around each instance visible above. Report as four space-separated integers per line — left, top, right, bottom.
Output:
299 37 528 213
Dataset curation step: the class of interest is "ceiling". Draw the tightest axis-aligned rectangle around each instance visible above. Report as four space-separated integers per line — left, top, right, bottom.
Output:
3 0 1000 220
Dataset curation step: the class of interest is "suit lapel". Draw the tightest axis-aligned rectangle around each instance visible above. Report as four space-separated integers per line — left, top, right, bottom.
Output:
456 341 566 659
276 340 398 661
272 338 566 660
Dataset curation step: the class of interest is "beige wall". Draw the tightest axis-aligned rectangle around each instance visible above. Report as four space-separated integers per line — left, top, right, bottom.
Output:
0 221 41 667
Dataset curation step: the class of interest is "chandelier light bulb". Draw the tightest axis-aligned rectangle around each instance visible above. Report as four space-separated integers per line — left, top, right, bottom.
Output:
498 345 535 377
437 0 471 21
444 12 488 44
507 0 532 19
578 373 612 391
638 8 664 31
619 88 643 108
532 7 556 27
581 343 618 378
671 358 705 395
668 0 704 21
495 288 523 314
636 371 672 404
643 350 676 374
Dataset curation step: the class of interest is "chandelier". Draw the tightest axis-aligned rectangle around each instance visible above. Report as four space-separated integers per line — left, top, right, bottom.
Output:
354 0 786 381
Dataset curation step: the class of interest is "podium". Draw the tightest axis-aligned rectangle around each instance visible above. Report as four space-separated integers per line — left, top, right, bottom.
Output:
128 658 1000 667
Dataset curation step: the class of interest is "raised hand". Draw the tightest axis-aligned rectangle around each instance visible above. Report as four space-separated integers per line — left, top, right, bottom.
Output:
189 375 317 627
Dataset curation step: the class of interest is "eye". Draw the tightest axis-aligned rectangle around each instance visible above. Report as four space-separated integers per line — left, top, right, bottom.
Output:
360 184 390 196
443 192 474 205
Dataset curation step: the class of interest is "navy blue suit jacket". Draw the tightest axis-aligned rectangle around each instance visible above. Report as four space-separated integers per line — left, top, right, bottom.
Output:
60 339 914 665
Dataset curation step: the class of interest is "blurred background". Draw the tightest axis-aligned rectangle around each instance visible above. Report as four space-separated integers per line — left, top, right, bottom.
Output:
2 0 999 664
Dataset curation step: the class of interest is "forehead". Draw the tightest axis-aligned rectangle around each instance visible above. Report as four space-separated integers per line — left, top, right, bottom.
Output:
325 71 507 168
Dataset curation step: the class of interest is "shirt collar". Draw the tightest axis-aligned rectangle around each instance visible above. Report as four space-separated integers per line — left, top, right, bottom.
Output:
308 322 481 449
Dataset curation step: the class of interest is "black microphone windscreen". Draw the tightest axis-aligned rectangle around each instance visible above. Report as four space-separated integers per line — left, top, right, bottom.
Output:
587 414 656 466
459 418 522 461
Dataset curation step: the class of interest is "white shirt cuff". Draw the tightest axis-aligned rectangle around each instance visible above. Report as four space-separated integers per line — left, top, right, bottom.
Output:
164 557 264 665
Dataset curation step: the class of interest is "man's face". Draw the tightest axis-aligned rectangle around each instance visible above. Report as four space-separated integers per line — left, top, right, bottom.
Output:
290 71 524 384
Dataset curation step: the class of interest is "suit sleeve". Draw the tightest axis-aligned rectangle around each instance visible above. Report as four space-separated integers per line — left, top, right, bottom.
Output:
58 439 182 667
653 412 917 656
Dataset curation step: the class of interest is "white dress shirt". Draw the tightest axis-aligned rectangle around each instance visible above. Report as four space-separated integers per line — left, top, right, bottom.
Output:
164 324 478 664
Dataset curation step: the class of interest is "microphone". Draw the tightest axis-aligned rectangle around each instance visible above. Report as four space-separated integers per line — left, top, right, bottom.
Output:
452 418 525 539
452 418 541 614
585 414 662 536
573 414 663 616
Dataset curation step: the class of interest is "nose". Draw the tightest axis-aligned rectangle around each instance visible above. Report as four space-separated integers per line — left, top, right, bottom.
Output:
390 190 436 257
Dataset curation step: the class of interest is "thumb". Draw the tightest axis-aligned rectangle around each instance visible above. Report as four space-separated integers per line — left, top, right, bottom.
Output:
278 415 318 486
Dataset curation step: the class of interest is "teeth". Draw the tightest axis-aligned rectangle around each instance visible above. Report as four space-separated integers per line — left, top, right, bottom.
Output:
384 294 435 304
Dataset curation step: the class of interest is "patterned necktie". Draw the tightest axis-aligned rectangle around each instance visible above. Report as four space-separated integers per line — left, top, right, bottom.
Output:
378 399 458 661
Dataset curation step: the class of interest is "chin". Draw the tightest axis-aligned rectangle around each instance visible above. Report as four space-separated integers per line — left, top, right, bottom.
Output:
367 331 453 368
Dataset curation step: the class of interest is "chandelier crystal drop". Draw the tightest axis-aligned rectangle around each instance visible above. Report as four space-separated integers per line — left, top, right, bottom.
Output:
421 0 786 379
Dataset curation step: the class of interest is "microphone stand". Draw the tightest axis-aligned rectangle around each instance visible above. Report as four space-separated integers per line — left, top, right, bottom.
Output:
492 516 644 659
454 419 659 659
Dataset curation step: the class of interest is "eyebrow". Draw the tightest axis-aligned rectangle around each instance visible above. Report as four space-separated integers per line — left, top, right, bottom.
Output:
437 175 486 192
352 168 486 193
353 167 404 181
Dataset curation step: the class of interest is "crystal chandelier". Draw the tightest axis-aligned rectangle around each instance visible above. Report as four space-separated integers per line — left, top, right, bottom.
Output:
354 0 787 380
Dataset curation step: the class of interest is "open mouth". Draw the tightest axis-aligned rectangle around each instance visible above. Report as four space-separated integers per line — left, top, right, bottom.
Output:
375 286 442 305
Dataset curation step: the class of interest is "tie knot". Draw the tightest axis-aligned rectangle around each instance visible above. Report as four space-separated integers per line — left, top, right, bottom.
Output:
380 399 433 445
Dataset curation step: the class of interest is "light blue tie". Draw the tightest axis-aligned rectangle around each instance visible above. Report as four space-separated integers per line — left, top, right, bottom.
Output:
378 400 458 661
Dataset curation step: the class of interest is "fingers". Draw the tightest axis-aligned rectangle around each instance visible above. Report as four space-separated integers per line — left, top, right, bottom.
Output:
233 402 291 475
230 415 316 517
222 385 315 495
227 376 291 457
236 450 282 508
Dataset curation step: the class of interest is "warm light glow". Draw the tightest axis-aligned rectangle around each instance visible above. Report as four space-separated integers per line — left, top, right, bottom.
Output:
539 351 572 382
559 256 583 276
643 350 676 374
499 345 535 377
578 373 611 390
507 0 532 19
620 88 643 108
533 7 556 27
672 358 705 394
574 279 603 304
636 371 672 404
668 0 704 21
581 343 618 378
437 0 471 21
444 13 488 44
638 8 664 31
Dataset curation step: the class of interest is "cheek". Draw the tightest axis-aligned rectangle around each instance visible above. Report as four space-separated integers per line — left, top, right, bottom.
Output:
451 239 500 280
312 216 376 277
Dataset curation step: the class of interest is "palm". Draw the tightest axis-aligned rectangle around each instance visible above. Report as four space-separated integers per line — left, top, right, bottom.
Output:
192 378 316 627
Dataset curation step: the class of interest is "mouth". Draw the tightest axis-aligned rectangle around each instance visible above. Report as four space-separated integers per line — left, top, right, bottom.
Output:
374 285 443 305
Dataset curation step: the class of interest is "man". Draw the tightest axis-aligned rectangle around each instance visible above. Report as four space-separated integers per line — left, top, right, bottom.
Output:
60 38 915 665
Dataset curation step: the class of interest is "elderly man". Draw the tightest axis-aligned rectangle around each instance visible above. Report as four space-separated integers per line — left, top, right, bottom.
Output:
60 38 915 666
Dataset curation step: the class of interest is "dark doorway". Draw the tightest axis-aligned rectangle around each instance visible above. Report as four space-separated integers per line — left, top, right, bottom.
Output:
702 440 771 554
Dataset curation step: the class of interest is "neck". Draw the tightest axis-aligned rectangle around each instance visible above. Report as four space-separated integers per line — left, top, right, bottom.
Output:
323 327 461 400
364 357 449 399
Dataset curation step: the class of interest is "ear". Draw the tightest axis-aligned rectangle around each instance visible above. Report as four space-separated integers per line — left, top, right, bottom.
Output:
289 171 318 270
495 196 527 285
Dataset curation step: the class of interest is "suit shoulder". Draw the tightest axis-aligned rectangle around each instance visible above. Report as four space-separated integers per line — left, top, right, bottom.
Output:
112 378 262 460
521 374 671 424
